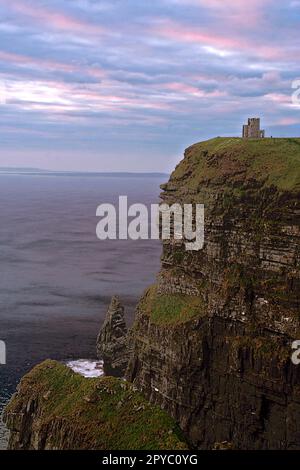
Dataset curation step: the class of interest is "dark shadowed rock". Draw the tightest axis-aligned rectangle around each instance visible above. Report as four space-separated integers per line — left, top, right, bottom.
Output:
126 138 300 450
96 296 129 377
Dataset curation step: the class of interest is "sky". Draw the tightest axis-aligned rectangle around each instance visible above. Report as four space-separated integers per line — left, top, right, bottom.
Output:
0 0 299 172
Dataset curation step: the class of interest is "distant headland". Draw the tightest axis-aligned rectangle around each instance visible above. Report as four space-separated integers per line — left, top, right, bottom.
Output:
0 168 168 178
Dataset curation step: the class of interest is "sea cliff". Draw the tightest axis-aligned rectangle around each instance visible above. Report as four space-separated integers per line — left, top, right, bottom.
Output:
4 137 300 450
126 138 300 449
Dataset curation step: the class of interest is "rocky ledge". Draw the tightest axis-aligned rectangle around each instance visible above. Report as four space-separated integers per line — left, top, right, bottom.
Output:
3 360 187 450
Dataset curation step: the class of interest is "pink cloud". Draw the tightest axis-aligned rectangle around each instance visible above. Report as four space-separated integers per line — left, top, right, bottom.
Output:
87 68 107 80
277 117 300 126
2 70 173 116
170 0 271 27
0 50 107 82
0 0 105 36
160 81 226 100
163 82 201 94
264 93 292 107
0 50 76 73
154 20 242 50
153 19 289 61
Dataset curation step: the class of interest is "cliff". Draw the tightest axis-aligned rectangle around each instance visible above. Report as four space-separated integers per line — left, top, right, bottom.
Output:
126 137 300 449
4 137 300 450
3 360 187 450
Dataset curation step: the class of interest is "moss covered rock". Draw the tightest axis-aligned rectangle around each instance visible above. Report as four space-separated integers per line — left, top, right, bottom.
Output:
4 360 187 450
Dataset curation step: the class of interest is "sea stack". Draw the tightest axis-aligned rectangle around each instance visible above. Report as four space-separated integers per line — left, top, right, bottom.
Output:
96 296 129 377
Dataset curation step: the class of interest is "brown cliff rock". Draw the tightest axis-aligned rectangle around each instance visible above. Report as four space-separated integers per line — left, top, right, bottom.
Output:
126 138 300 449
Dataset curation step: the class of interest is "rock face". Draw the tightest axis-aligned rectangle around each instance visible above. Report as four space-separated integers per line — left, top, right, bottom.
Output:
4 360 187 450
4 137 300 451
97 296 128 377
126 138 300 449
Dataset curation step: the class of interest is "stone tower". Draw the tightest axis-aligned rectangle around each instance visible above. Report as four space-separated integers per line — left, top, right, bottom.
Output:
242 118 265 139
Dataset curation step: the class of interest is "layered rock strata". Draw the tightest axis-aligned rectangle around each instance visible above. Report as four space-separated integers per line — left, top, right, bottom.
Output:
126 138 300 449
96 296 128 377
4 360 187 450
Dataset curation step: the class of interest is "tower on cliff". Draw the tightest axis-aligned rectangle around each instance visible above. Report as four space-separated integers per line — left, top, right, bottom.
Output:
242 118 265 139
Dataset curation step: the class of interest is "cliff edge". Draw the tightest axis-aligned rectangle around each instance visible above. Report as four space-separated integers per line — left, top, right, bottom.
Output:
126 137 300 449
3 360 187 450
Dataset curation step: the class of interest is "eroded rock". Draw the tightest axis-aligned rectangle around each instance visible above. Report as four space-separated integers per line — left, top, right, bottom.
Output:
96 296 129 377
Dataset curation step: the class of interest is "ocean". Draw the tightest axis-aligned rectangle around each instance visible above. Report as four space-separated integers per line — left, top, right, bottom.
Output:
0 173 165 449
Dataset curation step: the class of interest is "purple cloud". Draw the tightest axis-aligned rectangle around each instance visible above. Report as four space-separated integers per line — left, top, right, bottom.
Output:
0 0 299 171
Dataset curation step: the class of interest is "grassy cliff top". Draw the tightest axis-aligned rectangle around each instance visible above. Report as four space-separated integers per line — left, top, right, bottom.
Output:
171 137 300 193
139 285 205 326
5 360 187 450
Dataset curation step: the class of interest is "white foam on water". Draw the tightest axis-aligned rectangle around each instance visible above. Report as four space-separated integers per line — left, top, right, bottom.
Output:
66 359 104 378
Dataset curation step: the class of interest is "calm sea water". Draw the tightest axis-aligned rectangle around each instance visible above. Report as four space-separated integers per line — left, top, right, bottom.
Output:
0 173 165 448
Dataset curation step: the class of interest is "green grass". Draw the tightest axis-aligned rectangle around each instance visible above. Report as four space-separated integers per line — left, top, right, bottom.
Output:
5 360 188 450
171 137 300 193
139 285 204 325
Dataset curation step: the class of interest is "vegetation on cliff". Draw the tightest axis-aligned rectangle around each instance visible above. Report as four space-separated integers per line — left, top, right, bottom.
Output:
124 137 300 449
4 360 187 450
139 285 204 326
155 137 300 329
170 137 300 194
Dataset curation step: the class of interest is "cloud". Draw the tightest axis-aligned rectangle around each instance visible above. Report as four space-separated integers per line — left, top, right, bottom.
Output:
164 0 271 26
151 17 292 62
277 117 300 125
0 0 299 171
0 0 106 36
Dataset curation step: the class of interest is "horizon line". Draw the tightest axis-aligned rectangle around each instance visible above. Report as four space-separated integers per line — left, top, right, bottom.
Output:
0 167 169 177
